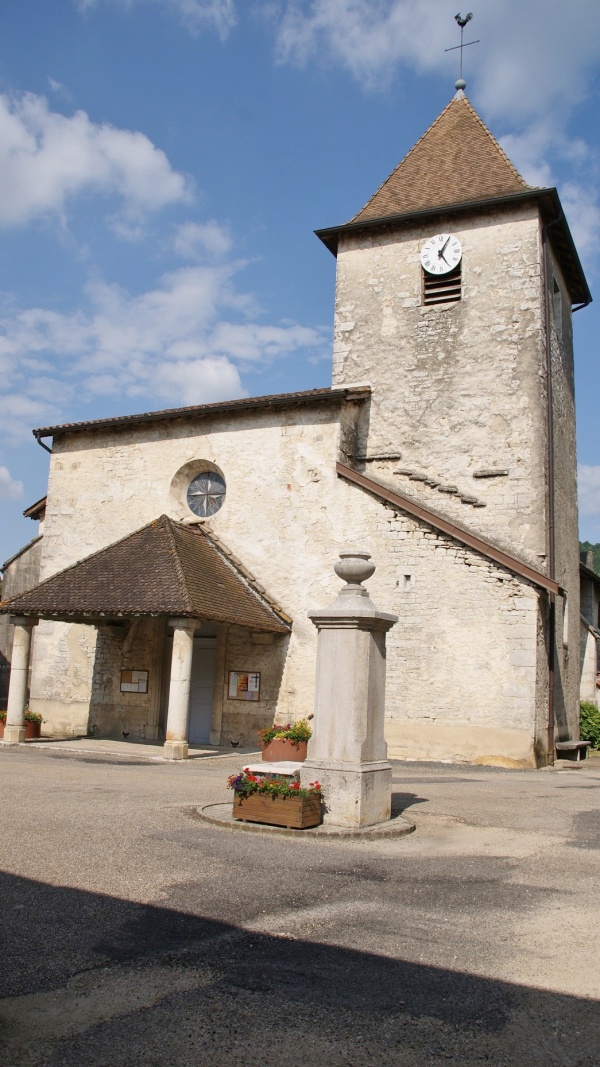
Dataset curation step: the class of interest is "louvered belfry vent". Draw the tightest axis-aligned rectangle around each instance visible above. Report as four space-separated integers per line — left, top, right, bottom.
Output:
423 264 462 306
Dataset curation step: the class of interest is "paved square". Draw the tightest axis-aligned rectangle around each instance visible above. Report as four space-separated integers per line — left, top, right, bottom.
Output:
1 744 599 1066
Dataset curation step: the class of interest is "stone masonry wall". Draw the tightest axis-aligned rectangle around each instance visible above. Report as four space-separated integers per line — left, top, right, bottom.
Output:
332 204 549 569
30 397 542 763
545 245 580 742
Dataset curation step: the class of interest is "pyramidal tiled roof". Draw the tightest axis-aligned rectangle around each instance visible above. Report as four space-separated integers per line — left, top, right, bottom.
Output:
0 515 291 632
351 93 531 224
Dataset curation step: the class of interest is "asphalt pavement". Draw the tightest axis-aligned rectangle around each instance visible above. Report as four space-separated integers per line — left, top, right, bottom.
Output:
1 742 599 1066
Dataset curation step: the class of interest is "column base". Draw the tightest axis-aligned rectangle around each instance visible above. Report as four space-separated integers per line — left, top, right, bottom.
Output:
2 725 25 745
301 758 392 828
163 739 189 760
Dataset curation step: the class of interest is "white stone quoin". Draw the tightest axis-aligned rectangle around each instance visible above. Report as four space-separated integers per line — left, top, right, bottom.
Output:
302 552 397 827
3 616 38 745
163 618 200 760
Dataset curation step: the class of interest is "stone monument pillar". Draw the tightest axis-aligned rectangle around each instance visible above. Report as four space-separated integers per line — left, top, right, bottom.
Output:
302 552 397 827
163 617 200 760
3 616 38 745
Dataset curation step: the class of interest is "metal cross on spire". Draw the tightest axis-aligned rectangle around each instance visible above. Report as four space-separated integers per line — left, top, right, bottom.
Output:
445 12 479 91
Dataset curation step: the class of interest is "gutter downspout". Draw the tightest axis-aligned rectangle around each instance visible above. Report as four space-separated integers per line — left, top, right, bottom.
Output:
33 431 52 454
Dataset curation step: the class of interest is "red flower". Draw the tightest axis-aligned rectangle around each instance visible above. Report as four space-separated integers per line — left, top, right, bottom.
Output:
293 781 300 790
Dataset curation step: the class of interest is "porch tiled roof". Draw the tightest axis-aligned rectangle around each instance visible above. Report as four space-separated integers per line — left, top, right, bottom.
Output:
0 516 291 632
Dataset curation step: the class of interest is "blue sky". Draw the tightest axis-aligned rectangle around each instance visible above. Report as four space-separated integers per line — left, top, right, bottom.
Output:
1 0 599 565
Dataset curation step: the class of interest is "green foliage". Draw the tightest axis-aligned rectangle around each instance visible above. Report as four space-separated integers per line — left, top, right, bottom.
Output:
0 710 42 723
579 542 600 574
258 718 312 747
580 701 600 749
228 769 321 799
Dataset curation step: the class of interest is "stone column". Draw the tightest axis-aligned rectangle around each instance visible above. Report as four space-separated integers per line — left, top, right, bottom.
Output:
3 616 38 745
301 552 397 827
163 618 200 760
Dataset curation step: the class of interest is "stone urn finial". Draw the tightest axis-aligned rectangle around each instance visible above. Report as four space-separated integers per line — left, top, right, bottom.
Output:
334 550 375 597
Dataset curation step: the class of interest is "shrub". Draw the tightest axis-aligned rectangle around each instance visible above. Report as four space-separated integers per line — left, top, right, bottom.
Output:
258 719 312 747
580 701 600 749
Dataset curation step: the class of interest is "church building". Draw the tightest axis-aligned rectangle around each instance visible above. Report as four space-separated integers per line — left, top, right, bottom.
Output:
1 89 591 767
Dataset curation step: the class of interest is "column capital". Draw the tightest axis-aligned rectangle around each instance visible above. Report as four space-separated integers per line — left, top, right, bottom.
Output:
167 617 202 632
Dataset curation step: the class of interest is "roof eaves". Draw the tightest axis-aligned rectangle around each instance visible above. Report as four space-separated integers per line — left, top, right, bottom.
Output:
23 496 47 520
33 386 371 442
1 535 43 574
316 187 591 307
337 462 560 595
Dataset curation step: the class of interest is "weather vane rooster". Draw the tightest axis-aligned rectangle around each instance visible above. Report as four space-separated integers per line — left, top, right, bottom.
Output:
446 12 479 89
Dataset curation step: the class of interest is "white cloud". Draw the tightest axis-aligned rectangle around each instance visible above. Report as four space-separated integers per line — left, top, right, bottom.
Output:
0 394 63 443
579 465 600 517
0 465 24 500
274 1 600 122
154 355 243 402
0 91 191 229
273 2 600 276
500 124 600 263
173 220 233 259
76 0 236 37
0 259 327 434
48 78 72 102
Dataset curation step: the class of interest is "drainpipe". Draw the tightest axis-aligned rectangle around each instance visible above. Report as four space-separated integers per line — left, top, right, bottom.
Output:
33 431 52 454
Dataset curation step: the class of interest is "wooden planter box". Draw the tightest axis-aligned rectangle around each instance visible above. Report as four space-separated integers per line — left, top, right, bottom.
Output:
262 739 308 762
232 793 322 829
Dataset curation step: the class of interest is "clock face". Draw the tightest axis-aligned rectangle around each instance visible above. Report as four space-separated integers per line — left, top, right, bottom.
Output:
420 233 462 276
187 472 226 517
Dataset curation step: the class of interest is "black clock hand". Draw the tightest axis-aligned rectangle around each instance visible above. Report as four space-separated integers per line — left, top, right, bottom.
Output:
438 236 451 259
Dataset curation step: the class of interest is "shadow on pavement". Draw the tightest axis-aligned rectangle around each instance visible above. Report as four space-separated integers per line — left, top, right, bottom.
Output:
1 870 598 1066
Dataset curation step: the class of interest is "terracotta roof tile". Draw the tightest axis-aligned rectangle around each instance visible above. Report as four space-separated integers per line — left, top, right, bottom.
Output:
0 516 291 632
351 94 530 224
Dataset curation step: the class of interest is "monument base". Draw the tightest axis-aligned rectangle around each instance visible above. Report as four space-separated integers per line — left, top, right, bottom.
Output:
2 725 25 745
163 740 189 760
301 758 392 828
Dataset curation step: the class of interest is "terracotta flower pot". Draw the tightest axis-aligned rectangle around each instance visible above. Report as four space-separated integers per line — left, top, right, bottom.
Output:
261 738 307 762
0 721 5 739
232 793 322 829
24 720 41 740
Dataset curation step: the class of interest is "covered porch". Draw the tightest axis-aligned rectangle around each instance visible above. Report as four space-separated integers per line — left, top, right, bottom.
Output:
0 516 291 759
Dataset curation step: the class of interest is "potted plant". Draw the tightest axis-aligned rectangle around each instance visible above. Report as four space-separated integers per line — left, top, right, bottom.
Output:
259 718 312 762
228 769 322 829
0 710 5 740
24 710 42 740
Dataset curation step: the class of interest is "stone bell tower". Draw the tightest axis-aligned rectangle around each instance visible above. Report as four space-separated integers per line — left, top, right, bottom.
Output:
316 87 592 763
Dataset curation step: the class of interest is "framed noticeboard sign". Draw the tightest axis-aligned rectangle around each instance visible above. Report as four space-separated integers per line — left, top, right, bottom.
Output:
120 670 149 694
228 671 260 701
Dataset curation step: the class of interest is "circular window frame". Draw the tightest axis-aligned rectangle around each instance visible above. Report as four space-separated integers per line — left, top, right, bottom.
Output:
168 459 227 522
